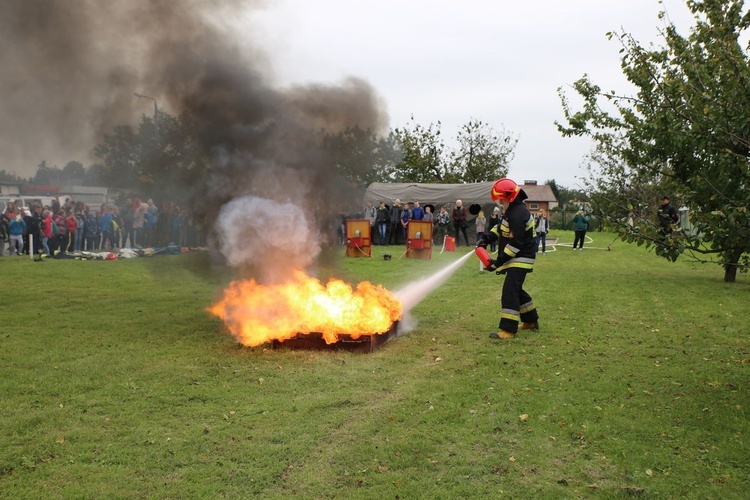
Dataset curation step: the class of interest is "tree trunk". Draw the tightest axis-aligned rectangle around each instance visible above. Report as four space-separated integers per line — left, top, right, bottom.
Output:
723 250 743 283
724 265 737 283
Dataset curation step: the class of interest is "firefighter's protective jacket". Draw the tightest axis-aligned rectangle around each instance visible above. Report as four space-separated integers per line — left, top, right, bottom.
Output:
486 198 536 272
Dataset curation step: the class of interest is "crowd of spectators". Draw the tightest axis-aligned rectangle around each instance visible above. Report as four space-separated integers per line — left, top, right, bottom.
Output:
0 196 207 257
327 199 477 248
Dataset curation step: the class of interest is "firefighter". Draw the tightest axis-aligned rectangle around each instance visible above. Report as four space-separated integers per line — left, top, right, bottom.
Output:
477 178 539 339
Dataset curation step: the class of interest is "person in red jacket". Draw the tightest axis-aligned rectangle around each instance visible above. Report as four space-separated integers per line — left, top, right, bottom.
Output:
41 209 54 255
65 211 78 252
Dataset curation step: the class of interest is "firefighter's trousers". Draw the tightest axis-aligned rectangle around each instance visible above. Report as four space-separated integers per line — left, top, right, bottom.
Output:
499 267 538 334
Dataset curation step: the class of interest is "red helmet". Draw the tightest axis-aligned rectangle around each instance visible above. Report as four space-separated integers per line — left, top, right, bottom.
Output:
491 178 520 202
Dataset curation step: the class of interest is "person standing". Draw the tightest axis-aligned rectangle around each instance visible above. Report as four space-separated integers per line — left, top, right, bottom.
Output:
487 207 501 253
400 201 411 243
375 201 389 246
53 210 67 254
452 199 469 246
132 198 147 247
535 210 549 254
1 202 16 255
8 215 25 255
388 199 402 245
28 205 43 255
84 208 98 251
74 201 86 252
0 217 6 256
411 201 425 221
41 209 54 255
477 178 538 339
99 205 113 250
111 205 123 249
572 209 589 250
120 198 134 247
364 201 377 240
65 210 77 252
434 205 450 245
475 210 486 245
657 195 679 237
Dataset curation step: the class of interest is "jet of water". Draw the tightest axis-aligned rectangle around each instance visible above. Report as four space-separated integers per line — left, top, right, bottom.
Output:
394 250 476 314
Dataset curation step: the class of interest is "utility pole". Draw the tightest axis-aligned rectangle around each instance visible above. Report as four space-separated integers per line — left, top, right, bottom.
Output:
133 93 158 120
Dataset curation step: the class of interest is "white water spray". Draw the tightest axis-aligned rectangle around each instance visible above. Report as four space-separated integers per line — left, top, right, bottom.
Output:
395 250 476 314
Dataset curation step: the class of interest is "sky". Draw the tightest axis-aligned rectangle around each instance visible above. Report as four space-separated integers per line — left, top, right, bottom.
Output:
243 0 696 188
1 0 697 189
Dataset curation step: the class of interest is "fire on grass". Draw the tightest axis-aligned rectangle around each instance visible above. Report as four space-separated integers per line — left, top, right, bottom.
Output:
208 270 402 346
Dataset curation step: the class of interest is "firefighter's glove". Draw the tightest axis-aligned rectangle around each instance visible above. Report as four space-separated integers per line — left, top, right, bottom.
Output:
485 259 498 272
476 235 489 249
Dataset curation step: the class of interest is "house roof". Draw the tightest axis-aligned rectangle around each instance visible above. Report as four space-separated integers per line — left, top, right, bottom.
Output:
521 183 557 203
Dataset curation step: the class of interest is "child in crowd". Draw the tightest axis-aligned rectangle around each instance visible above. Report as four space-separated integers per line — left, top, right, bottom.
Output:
8 215 26 255
0 218 7 256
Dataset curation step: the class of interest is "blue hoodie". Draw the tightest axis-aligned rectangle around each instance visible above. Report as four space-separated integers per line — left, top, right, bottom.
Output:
9 218 26 236
99 212 114 232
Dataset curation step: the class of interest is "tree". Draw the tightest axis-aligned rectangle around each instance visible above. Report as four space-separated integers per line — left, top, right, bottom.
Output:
321 126 401 188
450 119 517 182
557 0 750 282
33 160 62 185
62 161 85 181
0 169 26 183
94 111 208 204
392 117 453 183
83 163 107 186
546 179 587 211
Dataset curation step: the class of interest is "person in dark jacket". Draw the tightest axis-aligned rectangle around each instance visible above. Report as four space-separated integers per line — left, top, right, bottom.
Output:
452 199 469 246
487 206 501 253
375 201 389 245
657 195 679 236
477 178 539 339
388 200 403 245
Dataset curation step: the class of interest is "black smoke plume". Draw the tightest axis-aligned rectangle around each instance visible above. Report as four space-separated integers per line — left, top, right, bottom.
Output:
0 0 389 281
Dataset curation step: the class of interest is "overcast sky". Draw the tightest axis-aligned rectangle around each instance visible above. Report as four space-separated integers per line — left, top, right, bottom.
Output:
245 0 695 188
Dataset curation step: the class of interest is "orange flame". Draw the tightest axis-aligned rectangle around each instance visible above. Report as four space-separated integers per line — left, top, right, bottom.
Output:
208 270 402 346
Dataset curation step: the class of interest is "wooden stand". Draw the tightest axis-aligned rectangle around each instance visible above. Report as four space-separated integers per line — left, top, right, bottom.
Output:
406 221 433 259
345 219 372 257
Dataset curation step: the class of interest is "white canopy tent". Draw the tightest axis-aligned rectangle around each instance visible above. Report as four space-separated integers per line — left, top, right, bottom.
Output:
362 181 497 210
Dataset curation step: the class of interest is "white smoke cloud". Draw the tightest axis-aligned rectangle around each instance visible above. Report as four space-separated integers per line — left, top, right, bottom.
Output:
215 195 321 282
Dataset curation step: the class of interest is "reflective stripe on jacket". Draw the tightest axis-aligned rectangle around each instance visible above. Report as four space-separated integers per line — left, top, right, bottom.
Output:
488 201 536 272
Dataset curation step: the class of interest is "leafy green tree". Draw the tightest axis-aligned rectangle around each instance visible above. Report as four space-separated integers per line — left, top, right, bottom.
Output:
33 160 62 185
0 169 26 183
94 111 208 204
557 0 750 282
550 180 588 211
62 161 85 181
321 126 401 188
451 119 516 182
392 117 453 183
83 163 107 187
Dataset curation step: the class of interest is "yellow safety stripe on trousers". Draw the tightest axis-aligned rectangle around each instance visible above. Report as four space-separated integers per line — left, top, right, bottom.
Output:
520 300 536 314
497 258 535 272
501 308 520 322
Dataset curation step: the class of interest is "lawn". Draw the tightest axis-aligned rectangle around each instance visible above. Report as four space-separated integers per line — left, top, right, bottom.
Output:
1 231 748 498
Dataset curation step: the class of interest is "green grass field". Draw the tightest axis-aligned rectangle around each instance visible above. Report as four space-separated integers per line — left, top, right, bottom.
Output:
1 231 748 498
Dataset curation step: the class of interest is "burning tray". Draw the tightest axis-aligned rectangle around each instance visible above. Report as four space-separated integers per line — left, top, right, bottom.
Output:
272 321 399 353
